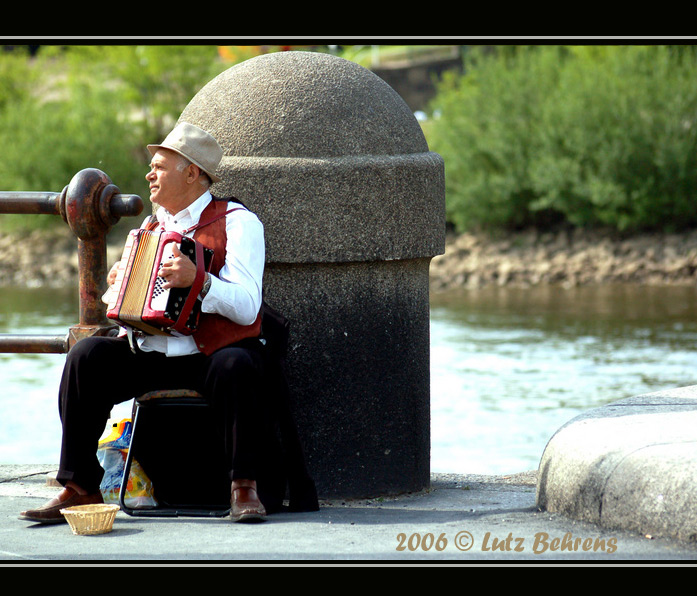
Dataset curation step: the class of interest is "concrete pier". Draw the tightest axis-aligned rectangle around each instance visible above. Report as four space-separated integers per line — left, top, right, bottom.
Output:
537 385 697 543
178 51 445 499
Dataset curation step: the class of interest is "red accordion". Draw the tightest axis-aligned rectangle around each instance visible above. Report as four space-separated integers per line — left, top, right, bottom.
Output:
105 229 213 336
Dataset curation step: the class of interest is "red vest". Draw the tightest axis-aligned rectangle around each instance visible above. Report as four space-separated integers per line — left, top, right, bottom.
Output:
190 198 262 355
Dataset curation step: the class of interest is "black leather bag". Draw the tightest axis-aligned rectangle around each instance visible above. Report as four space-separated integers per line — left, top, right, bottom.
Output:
257 301 319 512
259 300 290 360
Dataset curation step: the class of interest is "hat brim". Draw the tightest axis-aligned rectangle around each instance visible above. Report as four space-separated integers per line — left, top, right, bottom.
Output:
147 143 222 184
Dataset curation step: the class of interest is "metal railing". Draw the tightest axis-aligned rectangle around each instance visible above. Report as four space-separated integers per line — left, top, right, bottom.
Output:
0 168 143 353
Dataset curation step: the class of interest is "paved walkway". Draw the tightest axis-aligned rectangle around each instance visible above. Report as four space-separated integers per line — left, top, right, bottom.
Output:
1 385 697 563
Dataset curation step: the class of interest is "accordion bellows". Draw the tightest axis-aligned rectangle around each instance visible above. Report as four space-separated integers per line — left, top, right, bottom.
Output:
105 229 213 336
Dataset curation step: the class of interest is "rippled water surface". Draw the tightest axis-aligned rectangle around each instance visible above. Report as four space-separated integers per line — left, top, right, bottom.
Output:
2 284 697 474
429 284 697 473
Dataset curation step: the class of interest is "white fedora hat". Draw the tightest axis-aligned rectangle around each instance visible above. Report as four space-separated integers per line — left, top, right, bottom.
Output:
147 122 222 183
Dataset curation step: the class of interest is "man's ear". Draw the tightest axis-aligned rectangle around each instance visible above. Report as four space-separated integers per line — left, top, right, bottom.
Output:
186 163 202 184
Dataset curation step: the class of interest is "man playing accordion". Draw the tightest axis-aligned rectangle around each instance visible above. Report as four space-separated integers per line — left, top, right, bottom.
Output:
20 123 273 523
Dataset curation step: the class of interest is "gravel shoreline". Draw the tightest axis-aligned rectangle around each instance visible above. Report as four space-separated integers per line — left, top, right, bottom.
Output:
430 227 697 291
2 225 697 290
0 226 124 288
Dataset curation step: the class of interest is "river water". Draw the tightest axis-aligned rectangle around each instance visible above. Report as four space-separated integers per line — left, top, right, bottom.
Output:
2 284 697 475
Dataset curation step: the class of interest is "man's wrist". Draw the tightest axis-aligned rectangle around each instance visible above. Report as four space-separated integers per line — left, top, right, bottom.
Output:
200 272 212 299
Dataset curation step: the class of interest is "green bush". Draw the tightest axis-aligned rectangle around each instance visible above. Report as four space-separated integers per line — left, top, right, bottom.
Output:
427 46 697 233
0 48 37 111
0 46 228 231
0 85 143 192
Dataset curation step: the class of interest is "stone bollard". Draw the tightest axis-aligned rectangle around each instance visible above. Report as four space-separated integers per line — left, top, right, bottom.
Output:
179 51 445 498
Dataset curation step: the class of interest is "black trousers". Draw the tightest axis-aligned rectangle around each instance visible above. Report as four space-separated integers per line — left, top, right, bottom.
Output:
56 335 266 494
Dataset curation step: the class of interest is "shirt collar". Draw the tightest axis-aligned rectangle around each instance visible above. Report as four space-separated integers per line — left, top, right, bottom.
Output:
156 190 212 232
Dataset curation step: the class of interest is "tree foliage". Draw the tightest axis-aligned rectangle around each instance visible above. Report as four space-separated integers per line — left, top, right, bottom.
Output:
0 45 229 230
427 45 697 233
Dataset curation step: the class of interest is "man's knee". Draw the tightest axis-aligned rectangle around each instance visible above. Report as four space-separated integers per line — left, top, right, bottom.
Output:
206 347 263 391
212 347 258 371
66 336 122 367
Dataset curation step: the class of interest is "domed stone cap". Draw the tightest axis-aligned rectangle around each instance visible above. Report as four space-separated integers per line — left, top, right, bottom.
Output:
180 51 429 159
179 50 445 264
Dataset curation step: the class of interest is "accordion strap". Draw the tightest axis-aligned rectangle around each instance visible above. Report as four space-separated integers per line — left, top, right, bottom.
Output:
144 215 160 231
183 206 245 235
170 239 207 334
143 206 245 235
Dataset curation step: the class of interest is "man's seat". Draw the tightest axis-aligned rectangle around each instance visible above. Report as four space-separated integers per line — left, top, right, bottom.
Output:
118 303 319 518
118 389 233 517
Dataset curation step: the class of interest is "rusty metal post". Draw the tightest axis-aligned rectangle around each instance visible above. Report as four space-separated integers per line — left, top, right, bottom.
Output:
0 335 69 353
0 168 143 354
58 169 143 348
0 192 64 214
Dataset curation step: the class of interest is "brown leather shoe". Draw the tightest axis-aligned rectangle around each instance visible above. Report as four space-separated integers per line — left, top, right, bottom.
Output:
19 487 103 524
230 479 266 523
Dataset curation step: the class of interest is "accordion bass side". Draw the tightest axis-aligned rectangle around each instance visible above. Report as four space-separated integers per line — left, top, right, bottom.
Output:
104 229 213 336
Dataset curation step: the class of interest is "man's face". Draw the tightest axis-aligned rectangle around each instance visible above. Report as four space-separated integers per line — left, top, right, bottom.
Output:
146 149 189 212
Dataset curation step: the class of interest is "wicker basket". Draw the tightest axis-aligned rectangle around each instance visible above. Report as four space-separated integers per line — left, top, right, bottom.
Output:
60 504 120 535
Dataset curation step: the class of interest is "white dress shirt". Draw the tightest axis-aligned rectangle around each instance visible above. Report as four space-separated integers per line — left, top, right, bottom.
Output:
137 190 265 356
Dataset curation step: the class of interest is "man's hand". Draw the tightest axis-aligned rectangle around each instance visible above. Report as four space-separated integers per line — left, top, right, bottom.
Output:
158 243 197 289
107 261 122 286
102 261 122 306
